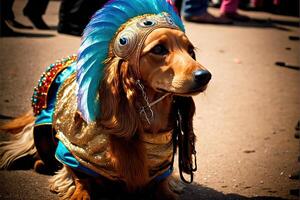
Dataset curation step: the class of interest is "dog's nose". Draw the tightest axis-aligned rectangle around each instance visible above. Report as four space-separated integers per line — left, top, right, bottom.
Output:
193 70 211 86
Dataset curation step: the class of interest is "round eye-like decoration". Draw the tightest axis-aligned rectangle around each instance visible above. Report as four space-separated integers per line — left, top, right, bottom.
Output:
138 19 157 28
166 16 174 25
119 37 128 46
144 20 154 26
113 30 138 58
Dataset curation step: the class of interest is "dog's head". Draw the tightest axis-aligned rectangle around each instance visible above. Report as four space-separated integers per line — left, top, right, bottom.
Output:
76 0 211 124
109 13 211 97
138 27 211 95
93 13 211 137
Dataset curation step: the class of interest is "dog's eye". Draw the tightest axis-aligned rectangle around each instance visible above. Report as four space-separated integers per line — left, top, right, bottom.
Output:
150 44 168 55
188 46 196 59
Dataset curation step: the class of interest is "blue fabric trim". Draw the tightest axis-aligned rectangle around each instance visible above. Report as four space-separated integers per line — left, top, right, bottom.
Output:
153 166 173 182
35 63 77 125
56 140 173 181
55 141 100 177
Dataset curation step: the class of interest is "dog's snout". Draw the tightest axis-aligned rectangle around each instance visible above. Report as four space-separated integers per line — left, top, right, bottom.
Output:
193 70 211 86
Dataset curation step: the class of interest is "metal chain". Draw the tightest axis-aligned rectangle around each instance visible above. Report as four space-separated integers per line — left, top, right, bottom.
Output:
136 80 154 124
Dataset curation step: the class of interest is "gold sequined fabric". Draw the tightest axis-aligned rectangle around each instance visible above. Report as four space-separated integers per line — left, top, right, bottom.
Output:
53 74 174 181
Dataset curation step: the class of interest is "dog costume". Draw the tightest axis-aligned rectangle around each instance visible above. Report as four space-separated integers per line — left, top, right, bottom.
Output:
31 0 194 183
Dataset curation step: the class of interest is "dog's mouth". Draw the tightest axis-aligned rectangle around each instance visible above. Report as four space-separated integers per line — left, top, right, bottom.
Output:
157 85 208 96
154 70 211 96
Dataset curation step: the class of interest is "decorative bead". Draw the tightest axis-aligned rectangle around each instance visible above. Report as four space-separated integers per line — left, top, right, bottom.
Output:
31 55 77 116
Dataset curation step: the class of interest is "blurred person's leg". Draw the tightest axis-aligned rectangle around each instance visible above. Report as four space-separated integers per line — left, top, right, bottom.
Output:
220 0 250 21
182 0 208 18
23 0 50 29
0 14 26 36
1 0 32 29
58 0 107 36
0 0 15 36
181 0 232 24
0 18 16 36
2 0 15 21
0 0 23 36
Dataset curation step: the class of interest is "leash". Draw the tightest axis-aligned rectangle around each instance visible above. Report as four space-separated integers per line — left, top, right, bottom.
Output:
173 97 197 184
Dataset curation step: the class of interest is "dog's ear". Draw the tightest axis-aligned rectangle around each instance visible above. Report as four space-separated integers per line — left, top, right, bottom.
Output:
100 59 148 189
99 58 140 138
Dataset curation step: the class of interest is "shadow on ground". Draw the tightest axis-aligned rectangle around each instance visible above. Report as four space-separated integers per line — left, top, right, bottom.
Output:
0 132 294 200
181 183 289 200
89 180 290 200
233 18 299 32
0 31 55 38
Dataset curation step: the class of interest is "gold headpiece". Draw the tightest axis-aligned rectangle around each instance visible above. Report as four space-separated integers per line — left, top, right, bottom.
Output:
112 12 180 61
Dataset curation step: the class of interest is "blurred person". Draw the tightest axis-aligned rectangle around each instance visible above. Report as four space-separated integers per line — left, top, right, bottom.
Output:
1 0 34 36
23 0 50 29
57 0 107 36
174 0 249 24
220 0 250 21
1 0 50 31
1 0 33 29
0 16 22 36
57 0 179 36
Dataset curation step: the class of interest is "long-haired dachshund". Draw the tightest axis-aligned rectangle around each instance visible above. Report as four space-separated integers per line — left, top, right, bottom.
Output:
0 0 211 199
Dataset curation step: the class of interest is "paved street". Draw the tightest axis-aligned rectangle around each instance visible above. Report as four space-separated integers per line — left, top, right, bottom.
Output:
0 0 299 199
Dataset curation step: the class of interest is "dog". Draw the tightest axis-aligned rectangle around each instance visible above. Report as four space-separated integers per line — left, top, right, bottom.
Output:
0 0 211 199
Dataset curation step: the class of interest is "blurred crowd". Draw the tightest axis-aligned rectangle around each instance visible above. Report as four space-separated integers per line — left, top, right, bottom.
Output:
0 0 299 37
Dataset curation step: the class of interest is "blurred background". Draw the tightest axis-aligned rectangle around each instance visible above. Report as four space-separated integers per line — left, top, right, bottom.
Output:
0 0 299 199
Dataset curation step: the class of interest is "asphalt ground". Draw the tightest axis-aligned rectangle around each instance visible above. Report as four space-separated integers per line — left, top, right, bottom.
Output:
0 0 299 199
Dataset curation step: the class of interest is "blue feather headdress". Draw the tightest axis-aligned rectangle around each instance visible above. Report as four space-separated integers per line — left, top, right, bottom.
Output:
76 0 185 122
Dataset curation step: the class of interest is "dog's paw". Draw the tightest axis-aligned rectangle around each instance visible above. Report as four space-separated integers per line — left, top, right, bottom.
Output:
34 159 46 173
70 188 91 200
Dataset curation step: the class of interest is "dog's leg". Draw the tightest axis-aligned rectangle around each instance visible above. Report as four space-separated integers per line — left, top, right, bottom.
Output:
49 165 75 199
70 179 91 200
154 177 179 200
70 170 91 200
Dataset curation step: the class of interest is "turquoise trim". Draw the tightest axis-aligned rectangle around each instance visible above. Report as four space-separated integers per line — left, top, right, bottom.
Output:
55 141 100 177
55 141 173 181
56 141 173 181
35 63 76 126
154 166 173 182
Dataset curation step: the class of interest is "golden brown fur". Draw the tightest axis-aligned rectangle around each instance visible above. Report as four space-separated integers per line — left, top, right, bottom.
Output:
0 111 34 134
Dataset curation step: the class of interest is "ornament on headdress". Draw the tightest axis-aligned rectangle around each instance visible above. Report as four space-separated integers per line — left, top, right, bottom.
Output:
113 12 179 61
76 0 185 122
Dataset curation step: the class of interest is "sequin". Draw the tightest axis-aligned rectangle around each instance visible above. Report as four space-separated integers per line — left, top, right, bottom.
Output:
53 74 174 180
31 55 77 115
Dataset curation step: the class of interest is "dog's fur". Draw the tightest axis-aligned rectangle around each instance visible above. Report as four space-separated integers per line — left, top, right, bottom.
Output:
0 28 210 200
